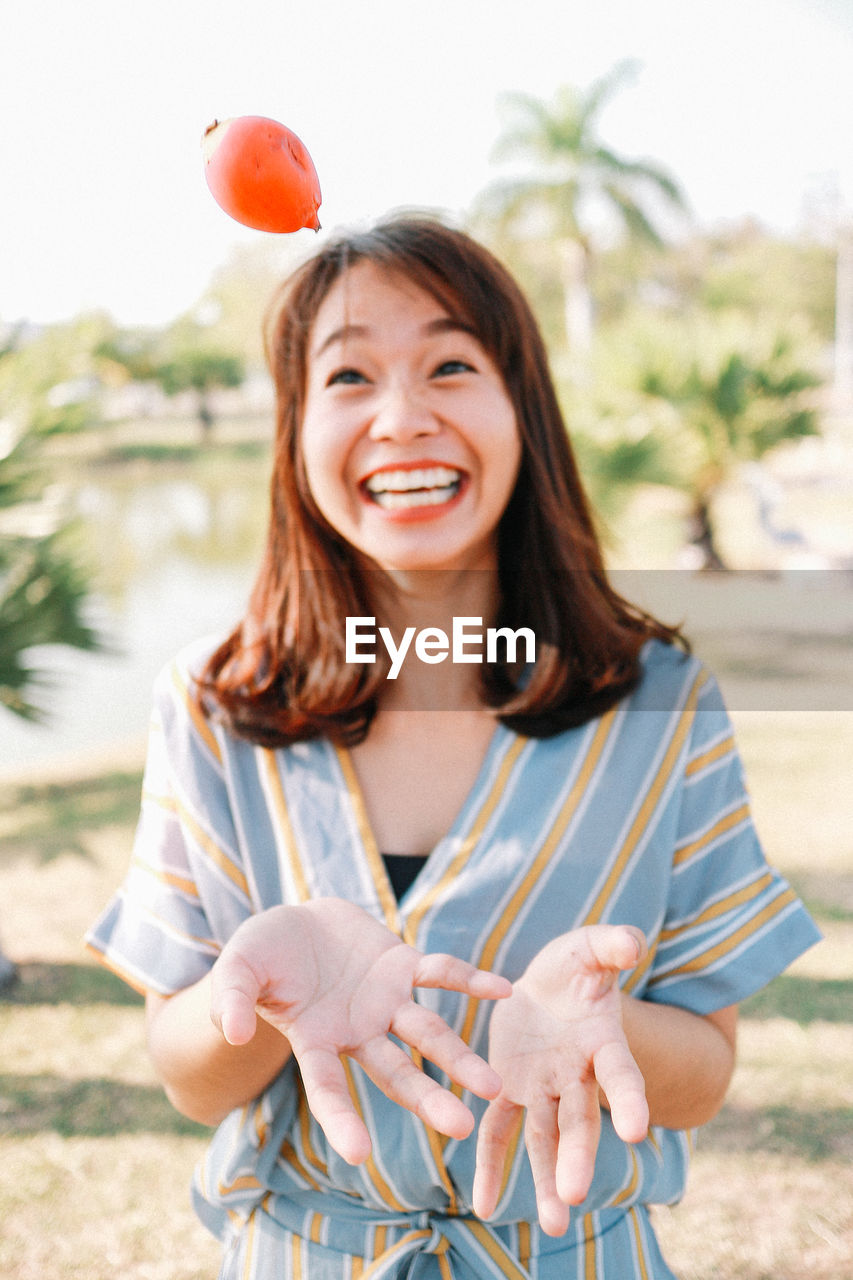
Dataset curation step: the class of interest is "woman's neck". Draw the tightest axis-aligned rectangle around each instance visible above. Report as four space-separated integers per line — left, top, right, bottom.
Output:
367 567 501 711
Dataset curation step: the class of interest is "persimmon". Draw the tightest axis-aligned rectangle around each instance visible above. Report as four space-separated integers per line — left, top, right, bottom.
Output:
202 115 321 233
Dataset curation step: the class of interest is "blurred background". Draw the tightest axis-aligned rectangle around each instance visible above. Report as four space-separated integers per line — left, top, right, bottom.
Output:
1 3 851 1278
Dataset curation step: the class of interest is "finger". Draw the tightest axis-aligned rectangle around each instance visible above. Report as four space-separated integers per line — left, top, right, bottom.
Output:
554 1079 601 1207
293 1044 373 1165
525 1099 571 1237
593 1040 649 1144
472 1097 522 1219
583 925 647 974
412 953 512 1001
392 1002 502 1099
355 1036 476 1140
210 951 263 1045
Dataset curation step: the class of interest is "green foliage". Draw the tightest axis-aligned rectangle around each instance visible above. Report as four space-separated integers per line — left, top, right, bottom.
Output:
596 222 837 342
0 339 103 721
154 346 244 398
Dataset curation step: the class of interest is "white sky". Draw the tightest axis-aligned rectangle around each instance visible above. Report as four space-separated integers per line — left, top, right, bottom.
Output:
2 0 852 326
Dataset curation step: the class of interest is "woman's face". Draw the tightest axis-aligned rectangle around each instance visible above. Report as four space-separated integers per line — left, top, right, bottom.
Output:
299 261 521 575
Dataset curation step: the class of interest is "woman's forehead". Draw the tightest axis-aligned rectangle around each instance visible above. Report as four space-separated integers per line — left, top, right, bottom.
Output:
310 259 471 345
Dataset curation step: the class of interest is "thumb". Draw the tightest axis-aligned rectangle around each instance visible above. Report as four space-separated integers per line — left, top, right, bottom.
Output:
585 924 647 974
210 949 263 1045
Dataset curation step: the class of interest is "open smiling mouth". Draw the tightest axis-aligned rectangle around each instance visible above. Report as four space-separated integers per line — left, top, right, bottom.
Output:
362 466 464 511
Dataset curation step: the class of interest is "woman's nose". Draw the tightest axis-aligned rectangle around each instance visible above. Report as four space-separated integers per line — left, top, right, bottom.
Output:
367 381 440 442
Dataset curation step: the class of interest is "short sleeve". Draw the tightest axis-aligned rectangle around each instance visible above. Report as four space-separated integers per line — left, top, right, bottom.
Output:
85 647 254 996
645 671 821 1014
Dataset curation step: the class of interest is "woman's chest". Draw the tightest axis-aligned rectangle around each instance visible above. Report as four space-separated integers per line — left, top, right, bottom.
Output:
345 710 500 856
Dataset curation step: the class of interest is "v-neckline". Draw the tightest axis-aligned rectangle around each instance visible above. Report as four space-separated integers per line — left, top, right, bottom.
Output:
332 722 510 922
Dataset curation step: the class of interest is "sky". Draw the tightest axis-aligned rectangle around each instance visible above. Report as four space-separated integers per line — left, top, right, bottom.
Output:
2 0 852 328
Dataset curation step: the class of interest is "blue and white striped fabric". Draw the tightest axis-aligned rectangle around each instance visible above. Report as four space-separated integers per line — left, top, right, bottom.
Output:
86 637 820 1279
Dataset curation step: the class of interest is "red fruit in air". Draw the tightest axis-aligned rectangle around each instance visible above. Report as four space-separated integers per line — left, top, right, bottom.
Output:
202 115 322 233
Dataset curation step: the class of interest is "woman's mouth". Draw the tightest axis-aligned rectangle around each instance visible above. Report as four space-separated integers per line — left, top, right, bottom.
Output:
362 465 464 511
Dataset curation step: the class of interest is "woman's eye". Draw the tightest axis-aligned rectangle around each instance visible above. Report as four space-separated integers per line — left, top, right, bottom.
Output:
433 359 474 377
327 367 367 386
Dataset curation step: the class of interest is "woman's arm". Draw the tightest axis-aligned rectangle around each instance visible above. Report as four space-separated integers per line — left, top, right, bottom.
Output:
145 977 293 1128
614 996 737 1130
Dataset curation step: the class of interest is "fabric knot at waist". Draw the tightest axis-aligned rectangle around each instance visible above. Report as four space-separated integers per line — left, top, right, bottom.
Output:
354 1212 532 1280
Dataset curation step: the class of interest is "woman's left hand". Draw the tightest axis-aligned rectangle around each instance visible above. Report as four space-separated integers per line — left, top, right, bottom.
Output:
472 925 649 1237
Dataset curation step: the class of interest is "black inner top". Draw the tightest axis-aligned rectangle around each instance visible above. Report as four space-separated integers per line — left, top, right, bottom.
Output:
382 853 427 900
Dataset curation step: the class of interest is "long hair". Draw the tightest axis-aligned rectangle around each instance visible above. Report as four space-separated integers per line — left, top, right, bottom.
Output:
198 215 684 744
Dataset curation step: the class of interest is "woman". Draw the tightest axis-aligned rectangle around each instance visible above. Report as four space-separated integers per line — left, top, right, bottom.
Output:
87 216 819 1279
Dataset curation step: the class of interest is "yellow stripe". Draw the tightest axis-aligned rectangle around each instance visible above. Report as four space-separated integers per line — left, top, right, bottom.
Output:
685 734 734 777
463 1219 530 1280
584 672 707 926
584 1216 597 1280
172 792 250 898
334 746 399 931
459 710 618 1054
651 887 797 983
297 1092 330 1180
621 937 657 994
659 870 774 940
242 1209 258 1280
309 1212 324 1244
628 1207 650 1280
292 1231 303 1280
372 1226 388 1260
341 1060 408 1212
673 803 750 867
259 749 311 902
437 1253 453 1280
131 850 200 898
612 1147 640 1206
278 1139 323 1191
84 943 150 996
516 1222 531 1273
360 1231 432 1280
171 662 222 764
352 1257 364 1280
218 1173 263 1196
337 738 475 1204
402 734 529 948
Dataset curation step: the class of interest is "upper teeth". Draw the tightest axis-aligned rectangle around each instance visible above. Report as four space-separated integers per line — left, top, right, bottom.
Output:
365 466 461 494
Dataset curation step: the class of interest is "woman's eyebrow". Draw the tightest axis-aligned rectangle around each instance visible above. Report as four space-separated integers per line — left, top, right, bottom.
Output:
313 315 478 360
313 324 369 358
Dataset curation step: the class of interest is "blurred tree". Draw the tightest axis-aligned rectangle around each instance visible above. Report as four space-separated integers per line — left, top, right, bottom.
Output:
97 321 246 439
0 331 103 722
154 344 245 440
631 314 822 566
475 62 688 355
595 221 836 341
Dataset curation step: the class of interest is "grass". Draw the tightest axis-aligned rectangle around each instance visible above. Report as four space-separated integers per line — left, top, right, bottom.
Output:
1 706 851 1278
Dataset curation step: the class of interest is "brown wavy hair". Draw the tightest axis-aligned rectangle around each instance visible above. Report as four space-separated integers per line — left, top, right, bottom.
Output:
198 214 685 744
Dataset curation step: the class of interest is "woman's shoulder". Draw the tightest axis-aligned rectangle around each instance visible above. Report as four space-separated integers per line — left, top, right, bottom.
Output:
634 638 720 711
154 633 228 692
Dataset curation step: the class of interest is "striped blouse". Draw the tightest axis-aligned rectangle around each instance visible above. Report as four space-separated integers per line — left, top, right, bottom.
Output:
86 637 819 1280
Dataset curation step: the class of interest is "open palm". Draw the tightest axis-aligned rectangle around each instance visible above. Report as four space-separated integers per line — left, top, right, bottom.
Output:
209 898 511 1165
473 925 649 1236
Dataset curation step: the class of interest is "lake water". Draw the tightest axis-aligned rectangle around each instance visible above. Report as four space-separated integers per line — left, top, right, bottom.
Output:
1 458 269 780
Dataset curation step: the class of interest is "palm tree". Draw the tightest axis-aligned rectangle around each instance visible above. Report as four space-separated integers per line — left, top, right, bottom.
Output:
0 339 103 721
635 317 822 567
476 62 688 355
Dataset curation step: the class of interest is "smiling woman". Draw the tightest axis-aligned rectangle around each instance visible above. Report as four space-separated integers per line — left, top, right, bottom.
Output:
85 214 819 1280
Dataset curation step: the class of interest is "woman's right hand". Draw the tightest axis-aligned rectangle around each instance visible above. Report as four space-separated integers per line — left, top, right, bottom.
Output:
209 898 511 1165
